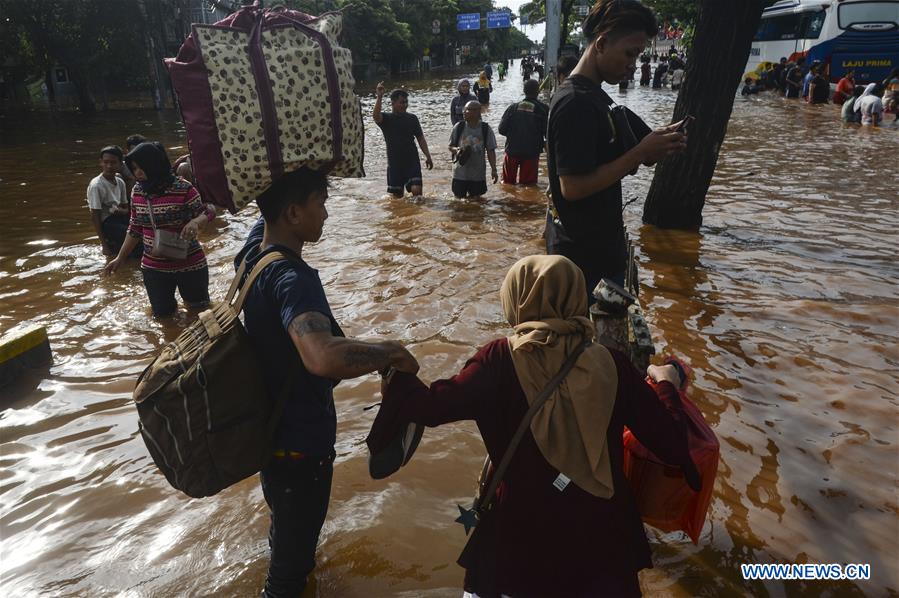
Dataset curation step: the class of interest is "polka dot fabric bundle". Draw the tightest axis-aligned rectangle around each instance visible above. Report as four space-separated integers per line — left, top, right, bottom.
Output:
167 6 365 213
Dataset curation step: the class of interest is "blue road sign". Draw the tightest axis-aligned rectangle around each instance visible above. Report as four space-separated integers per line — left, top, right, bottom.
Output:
520 13 529 25
457 13 480 31
487 11 511 29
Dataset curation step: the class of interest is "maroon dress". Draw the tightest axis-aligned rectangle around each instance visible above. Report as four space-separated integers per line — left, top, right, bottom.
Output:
367 339 698 597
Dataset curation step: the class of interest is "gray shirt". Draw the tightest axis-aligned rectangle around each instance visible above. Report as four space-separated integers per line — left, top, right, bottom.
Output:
451 121 497 182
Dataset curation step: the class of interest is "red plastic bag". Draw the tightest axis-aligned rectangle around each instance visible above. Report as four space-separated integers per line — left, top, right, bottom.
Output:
622 359 718 544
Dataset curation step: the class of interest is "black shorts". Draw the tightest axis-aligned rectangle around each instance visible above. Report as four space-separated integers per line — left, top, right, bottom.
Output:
387 163 423 196
451 178 487 198
142 266 210 317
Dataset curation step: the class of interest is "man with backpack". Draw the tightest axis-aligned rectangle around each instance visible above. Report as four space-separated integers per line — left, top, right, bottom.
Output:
449 100 498 199
234 167 420 596
498 79 548 185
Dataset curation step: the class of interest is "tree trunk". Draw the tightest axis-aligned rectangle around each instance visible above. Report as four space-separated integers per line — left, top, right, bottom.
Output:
642 0 765 230
44 69 57 110
68 65 97 114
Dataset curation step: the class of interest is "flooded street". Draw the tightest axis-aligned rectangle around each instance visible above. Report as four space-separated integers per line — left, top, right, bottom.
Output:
2 59 898 596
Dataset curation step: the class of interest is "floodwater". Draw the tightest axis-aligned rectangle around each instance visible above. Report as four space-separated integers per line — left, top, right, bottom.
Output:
1 59 898 597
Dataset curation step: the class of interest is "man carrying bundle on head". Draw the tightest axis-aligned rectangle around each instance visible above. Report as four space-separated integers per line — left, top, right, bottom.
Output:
235 167 421 595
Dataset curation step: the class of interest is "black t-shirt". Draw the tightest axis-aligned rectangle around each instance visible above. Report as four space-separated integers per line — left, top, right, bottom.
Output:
547 75 649 279
377 112 423 168
785 67 803 97
235 218 345 455
498 97 549 158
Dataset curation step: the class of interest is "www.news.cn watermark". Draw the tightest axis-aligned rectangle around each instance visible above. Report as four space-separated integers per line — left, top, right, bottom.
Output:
741 563 871 581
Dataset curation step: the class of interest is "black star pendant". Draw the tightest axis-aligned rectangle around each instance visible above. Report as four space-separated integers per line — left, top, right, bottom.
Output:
455 504 479 535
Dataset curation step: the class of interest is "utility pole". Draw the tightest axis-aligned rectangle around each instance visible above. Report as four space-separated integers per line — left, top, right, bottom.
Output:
545 0 561 69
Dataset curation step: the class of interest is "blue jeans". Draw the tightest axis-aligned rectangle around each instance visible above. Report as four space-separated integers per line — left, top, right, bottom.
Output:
260 452 335 597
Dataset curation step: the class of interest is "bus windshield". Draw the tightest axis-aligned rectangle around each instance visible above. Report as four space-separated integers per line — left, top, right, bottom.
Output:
754 10 827 41
838 1 899 30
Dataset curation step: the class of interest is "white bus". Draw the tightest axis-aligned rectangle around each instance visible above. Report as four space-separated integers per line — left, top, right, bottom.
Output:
746 0 899 84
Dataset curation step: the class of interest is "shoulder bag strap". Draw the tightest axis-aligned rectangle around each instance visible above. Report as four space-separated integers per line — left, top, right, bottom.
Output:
474 339 591 516
145 194 157 231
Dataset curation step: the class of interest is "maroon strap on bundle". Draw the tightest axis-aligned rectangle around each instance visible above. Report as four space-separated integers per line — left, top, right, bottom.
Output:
248 10 285 179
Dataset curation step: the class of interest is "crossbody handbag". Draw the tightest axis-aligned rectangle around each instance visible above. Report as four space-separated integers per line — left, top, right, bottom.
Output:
455 339 592 534
146 195 190 260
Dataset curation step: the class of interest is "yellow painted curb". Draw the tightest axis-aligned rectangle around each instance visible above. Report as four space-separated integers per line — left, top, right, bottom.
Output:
0 325 50 364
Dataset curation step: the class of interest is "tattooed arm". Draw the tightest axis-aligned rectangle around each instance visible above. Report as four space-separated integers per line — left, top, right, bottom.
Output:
287 311 419 380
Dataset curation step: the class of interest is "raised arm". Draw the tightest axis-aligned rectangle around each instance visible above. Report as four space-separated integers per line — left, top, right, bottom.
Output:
373 81 385 124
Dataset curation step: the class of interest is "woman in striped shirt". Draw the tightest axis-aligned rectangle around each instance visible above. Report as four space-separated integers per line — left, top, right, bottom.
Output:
104 142 215 317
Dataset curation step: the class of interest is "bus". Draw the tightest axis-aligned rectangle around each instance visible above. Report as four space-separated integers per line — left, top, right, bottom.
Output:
746 0 899 84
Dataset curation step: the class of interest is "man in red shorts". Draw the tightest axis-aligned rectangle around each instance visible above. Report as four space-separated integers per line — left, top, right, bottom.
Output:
498 79 548 185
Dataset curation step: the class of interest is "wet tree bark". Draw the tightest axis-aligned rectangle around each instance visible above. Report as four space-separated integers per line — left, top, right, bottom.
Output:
642 0 766 230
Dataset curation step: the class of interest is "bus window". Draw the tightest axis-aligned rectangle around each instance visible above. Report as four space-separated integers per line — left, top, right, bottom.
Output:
755 13 801 40
799 10 826 39
839 1 899 30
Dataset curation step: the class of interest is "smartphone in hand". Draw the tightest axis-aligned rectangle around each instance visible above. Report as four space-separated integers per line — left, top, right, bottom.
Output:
675 115 695 134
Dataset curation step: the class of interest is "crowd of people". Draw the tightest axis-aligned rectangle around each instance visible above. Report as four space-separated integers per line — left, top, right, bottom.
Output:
637 49 686 91
742 58 898 126
89 1 706 596
373 61 553 200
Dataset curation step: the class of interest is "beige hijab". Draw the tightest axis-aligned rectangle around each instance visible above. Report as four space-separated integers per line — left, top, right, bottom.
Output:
500 255 619 498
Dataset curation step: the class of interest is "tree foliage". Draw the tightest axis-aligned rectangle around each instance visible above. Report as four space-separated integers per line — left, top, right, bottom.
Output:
519 0 581 48
0 0 153 112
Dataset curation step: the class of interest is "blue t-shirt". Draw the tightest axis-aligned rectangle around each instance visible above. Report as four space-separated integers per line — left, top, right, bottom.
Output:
235 218 344 455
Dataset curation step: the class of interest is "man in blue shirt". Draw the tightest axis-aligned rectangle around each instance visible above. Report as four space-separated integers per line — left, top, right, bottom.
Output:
235 167 419 596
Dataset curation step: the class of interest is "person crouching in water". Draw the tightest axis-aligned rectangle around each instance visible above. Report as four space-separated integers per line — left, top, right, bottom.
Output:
103 142 215 317
368 255 701 597
373 83 434 198
449 101 498 199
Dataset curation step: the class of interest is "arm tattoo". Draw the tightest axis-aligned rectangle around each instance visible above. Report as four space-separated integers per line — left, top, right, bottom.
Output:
343 345 388 370
289 312 332 337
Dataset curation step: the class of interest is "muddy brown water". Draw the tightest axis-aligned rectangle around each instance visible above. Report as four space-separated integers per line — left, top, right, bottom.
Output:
2 60 898 596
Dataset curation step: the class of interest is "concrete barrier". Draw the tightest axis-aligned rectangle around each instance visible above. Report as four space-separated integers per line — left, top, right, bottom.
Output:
0 325 52 388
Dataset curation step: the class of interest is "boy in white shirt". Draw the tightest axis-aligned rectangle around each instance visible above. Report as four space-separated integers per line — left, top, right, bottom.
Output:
86 145 138 258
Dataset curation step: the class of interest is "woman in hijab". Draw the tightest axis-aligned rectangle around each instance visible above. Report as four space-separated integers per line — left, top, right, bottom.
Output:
854 83 884 126
451 79 478 125
473 71 493 104
103 141 216 317
368 255 701 597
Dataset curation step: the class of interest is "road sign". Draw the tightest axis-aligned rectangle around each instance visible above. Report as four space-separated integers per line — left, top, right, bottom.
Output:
457 13 480 31
432 19 441 34
520 13 529 25
575 5 589 16
487 11 511 29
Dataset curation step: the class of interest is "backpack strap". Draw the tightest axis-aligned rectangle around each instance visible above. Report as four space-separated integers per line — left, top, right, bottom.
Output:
451 121 464 147
481 121 489 140
224 249 253 304
230 250 289 313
